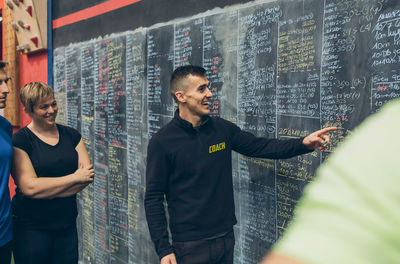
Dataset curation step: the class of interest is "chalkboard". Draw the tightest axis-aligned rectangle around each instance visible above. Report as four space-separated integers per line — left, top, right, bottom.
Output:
53 0 400 263
52 0 252 48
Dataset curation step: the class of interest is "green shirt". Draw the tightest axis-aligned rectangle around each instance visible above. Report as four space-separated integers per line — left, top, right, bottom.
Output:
274 99 400 264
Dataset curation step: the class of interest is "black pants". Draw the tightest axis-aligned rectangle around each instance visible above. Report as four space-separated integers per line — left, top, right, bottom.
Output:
0 240 12 264
173 231 235 264
13 223 78 264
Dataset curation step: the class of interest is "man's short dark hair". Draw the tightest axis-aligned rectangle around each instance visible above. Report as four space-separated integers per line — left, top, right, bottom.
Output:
170 65 206 102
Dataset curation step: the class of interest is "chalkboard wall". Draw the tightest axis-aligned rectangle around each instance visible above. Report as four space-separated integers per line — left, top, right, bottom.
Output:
52 0 252 48
53 0 400 263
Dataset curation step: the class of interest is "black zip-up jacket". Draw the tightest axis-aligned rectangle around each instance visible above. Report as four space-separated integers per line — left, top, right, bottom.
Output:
144 110 312 259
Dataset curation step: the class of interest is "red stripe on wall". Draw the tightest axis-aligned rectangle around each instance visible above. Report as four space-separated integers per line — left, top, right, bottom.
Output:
52 0 143 29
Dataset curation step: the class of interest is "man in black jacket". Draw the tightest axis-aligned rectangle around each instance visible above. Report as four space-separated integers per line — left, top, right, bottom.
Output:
144 65 336 264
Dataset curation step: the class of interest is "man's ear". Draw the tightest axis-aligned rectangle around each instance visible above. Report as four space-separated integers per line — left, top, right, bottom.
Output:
175 91 186 103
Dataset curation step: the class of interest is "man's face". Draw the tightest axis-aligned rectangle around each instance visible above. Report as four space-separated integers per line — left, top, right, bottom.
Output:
0 70 10 109
178 74 213 118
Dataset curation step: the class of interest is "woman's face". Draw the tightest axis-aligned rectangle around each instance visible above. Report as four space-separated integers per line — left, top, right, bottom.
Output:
30 97 58 126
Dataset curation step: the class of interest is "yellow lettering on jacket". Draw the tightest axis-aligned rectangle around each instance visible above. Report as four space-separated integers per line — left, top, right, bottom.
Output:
209 142 226 154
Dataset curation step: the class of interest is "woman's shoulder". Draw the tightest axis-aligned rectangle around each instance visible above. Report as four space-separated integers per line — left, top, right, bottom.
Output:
13 126 30 140
57 124 81 146
12 126 32 152
57 124 79 135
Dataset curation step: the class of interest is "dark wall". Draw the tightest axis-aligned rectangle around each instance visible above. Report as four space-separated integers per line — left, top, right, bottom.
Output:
53 0 253 48
52 0 108 19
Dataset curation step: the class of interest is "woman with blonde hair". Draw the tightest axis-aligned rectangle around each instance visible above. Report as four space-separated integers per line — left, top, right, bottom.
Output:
11 82 94 264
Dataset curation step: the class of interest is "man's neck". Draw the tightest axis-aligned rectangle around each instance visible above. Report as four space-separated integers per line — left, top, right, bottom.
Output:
178 108 202 127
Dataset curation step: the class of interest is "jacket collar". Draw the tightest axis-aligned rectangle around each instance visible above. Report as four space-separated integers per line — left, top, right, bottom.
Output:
173 109 210 131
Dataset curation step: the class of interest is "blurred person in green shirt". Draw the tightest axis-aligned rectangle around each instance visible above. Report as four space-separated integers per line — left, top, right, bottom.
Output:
262 98 400 264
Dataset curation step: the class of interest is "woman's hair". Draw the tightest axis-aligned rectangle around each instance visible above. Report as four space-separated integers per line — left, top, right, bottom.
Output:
20 82 54 114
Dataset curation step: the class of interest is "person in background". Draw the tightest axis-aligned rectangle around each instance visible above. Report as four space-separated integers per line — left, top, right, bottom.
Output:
0 61 13 264
261 98 400 264
144 65 337 264
11 82 94 264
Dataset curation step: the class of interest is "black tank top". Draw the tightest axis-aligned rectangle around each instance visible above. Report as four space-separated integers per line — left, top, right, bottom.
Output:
12 124 81 230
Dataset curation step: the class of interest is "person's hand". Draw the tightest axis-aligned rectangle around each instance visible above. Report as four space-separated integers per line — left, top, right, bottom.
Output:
73 164 95 183
160 253 177 264
302 127 337 151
